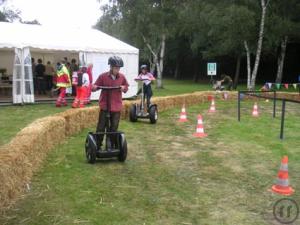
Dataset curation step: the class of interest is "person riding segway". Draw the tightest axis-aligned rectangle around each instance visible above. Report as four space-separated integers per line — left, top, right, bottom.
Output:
85 56 129 163
129 65 158 124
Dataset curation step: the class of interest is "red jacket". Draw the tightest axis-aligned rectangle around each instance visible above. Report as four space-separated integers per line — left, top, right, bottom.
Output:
94 72 129 112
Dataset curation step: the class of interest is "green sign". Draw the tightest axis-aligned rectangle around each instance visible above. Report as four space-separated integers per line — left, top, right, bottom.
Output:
207 63 217 76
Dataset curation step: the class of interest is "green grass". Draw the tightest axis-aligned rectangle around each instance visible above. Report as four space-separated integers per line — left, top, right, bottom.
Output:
1 99 299 225
0 104 70 146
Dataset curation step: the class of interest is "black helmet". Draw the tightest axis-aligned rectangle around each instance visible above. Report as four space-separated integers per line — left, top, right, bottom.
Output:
140 64 147 70
108 56 124 67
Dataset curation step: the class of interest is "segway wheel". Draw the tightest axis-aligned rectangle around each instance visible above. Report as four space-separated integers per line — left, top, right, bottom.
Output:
85 134 97 164
129 104 138 122
118 134 127 162
149 106 158 124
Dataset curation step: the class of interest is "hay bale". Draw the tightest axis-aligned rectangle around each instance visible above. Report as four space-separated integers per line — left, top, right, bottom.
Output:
57 107 99 136
0 116 66 212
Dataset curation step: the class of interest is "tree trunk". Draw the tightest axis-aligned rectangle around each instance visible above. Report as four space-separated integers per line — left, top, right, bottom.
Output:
156 33 166 89
233 55 241 89
244 40 251 89
275 35 288 83
250 0 269 89
141 33 165 89
174 61 180 79
149 54 156 74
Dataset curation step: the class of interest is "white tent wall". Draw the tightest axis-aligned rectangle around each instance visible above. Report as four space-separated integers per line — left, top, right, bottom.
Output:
0 22 140 103
87 53 138 100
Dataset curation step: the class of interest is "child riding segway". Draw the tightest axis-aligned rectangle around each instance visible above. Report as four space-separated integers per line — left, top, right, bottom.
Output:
85 56 129 163
129 65 158 124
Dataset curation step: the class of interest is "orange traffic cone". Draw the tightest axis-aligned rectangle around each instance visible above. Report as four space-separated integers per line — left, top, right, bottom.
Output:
208 99 216 113
178 105 188 122
252 102 259 117
193 115 207 138
271 156 294 196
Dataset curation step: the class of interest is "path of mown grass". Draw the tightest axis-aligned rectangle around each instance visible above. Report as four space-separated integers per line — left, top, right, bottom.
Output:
1 99 299 225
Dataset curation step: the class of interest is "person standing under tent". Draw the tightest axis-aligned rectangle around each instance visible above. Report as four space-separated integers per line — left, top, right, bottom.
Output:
92 56 129 150
70 59 79 96
35 59 46 95
45 61 55 90
72 66 90 108
86 63 93 104
55 62 71 107
65 62 73 96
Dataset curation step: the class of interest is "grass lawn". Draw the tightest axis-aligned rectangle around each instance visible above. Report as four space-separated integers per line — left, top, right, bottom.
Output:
1 99 299 225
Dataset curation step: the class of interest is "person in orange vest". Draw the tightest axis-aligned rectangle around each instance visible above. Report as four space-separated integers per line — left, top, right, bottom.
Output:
72 66 90 108
55 62 71 107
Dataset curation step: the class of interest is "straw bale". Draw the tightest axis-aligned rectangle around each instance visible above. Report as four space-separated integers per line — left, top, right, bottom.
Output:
0 116 65 212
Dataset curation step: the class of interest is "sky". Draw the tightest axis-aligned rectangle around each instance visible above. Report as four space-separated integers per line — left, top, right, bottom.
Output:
2 0 109 28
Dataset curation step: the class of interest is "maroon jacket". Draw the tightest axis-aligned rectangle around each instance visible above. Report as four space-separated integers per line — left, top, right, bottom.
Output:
94 72 129 112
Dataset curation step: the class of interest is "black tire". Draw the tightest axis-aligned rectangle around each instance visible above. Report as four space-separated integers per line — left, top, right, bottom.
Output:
149 106 158 124
118 134 127 162
129 104 138 122
85 134 96 164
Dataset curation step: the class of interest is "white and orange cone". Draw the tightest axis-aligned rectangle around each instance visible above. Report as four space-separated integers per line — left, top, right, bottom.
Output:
178 105 188 122
208 99 216 113
193 115 208 138
252 102 259 117
271 156 294 196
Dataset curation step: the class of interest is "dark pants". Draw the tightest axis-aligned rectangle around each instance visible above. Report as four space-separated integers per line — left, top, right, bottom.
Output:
45 75 53 90
36 77 46 94
137 84 153 109
96 110 121 148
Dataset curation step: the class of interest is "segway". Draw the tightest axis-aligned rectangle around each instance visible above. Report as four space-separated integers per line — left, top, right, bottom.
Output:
129 78 158 124
85 86 127 163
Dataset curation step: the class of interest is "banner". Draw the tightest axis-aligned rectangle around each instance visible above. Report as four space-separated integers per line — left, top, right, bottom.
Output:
276 83 281 89
293 83 298 89
267 83 272 89
284 83 289 89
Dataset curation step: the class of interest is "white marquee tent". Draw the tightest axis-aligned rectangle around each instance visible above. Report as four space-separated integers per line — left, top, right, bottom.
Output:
0 22 139 104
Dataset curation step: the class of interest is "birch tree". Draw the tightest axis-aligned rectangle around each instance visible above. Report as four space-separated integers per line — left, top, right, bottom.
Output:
248 0 270 89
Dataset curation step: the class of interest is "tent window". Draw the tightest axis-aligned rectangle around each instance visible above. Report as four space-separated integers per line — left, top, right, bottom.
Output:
16 81 21 95
25 81 32 94
24 66 32 79
16 66 22 79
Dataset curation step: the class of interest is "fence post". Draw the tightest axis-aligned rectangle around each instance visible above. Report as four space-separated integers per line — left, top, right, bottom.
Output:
238 91 241 122
280 100 286 140
273 91 276 118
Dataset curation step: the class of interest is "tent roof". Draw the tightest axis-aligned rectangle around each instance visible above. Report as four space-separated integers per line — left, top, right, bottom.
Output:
0 22 138 54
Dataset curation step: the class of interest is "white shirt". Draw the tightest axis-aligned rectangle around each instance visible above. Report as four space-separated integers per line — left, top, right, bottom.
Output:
82 72 90 87
137 73 155 85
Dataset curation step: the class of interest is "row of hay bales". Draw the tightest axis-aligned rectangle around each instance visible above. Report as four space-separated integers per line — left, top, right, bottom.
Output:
0 90 297 212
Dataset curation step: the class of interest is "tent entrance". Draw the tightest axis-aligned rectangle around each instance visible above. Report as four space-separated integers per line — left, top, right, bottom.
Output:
0 48 79 104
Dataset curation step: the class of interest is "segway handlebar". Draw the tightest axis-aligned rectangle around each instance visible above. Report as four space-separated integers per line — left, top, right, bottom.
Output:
96 86 121 90
134 78 153 82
